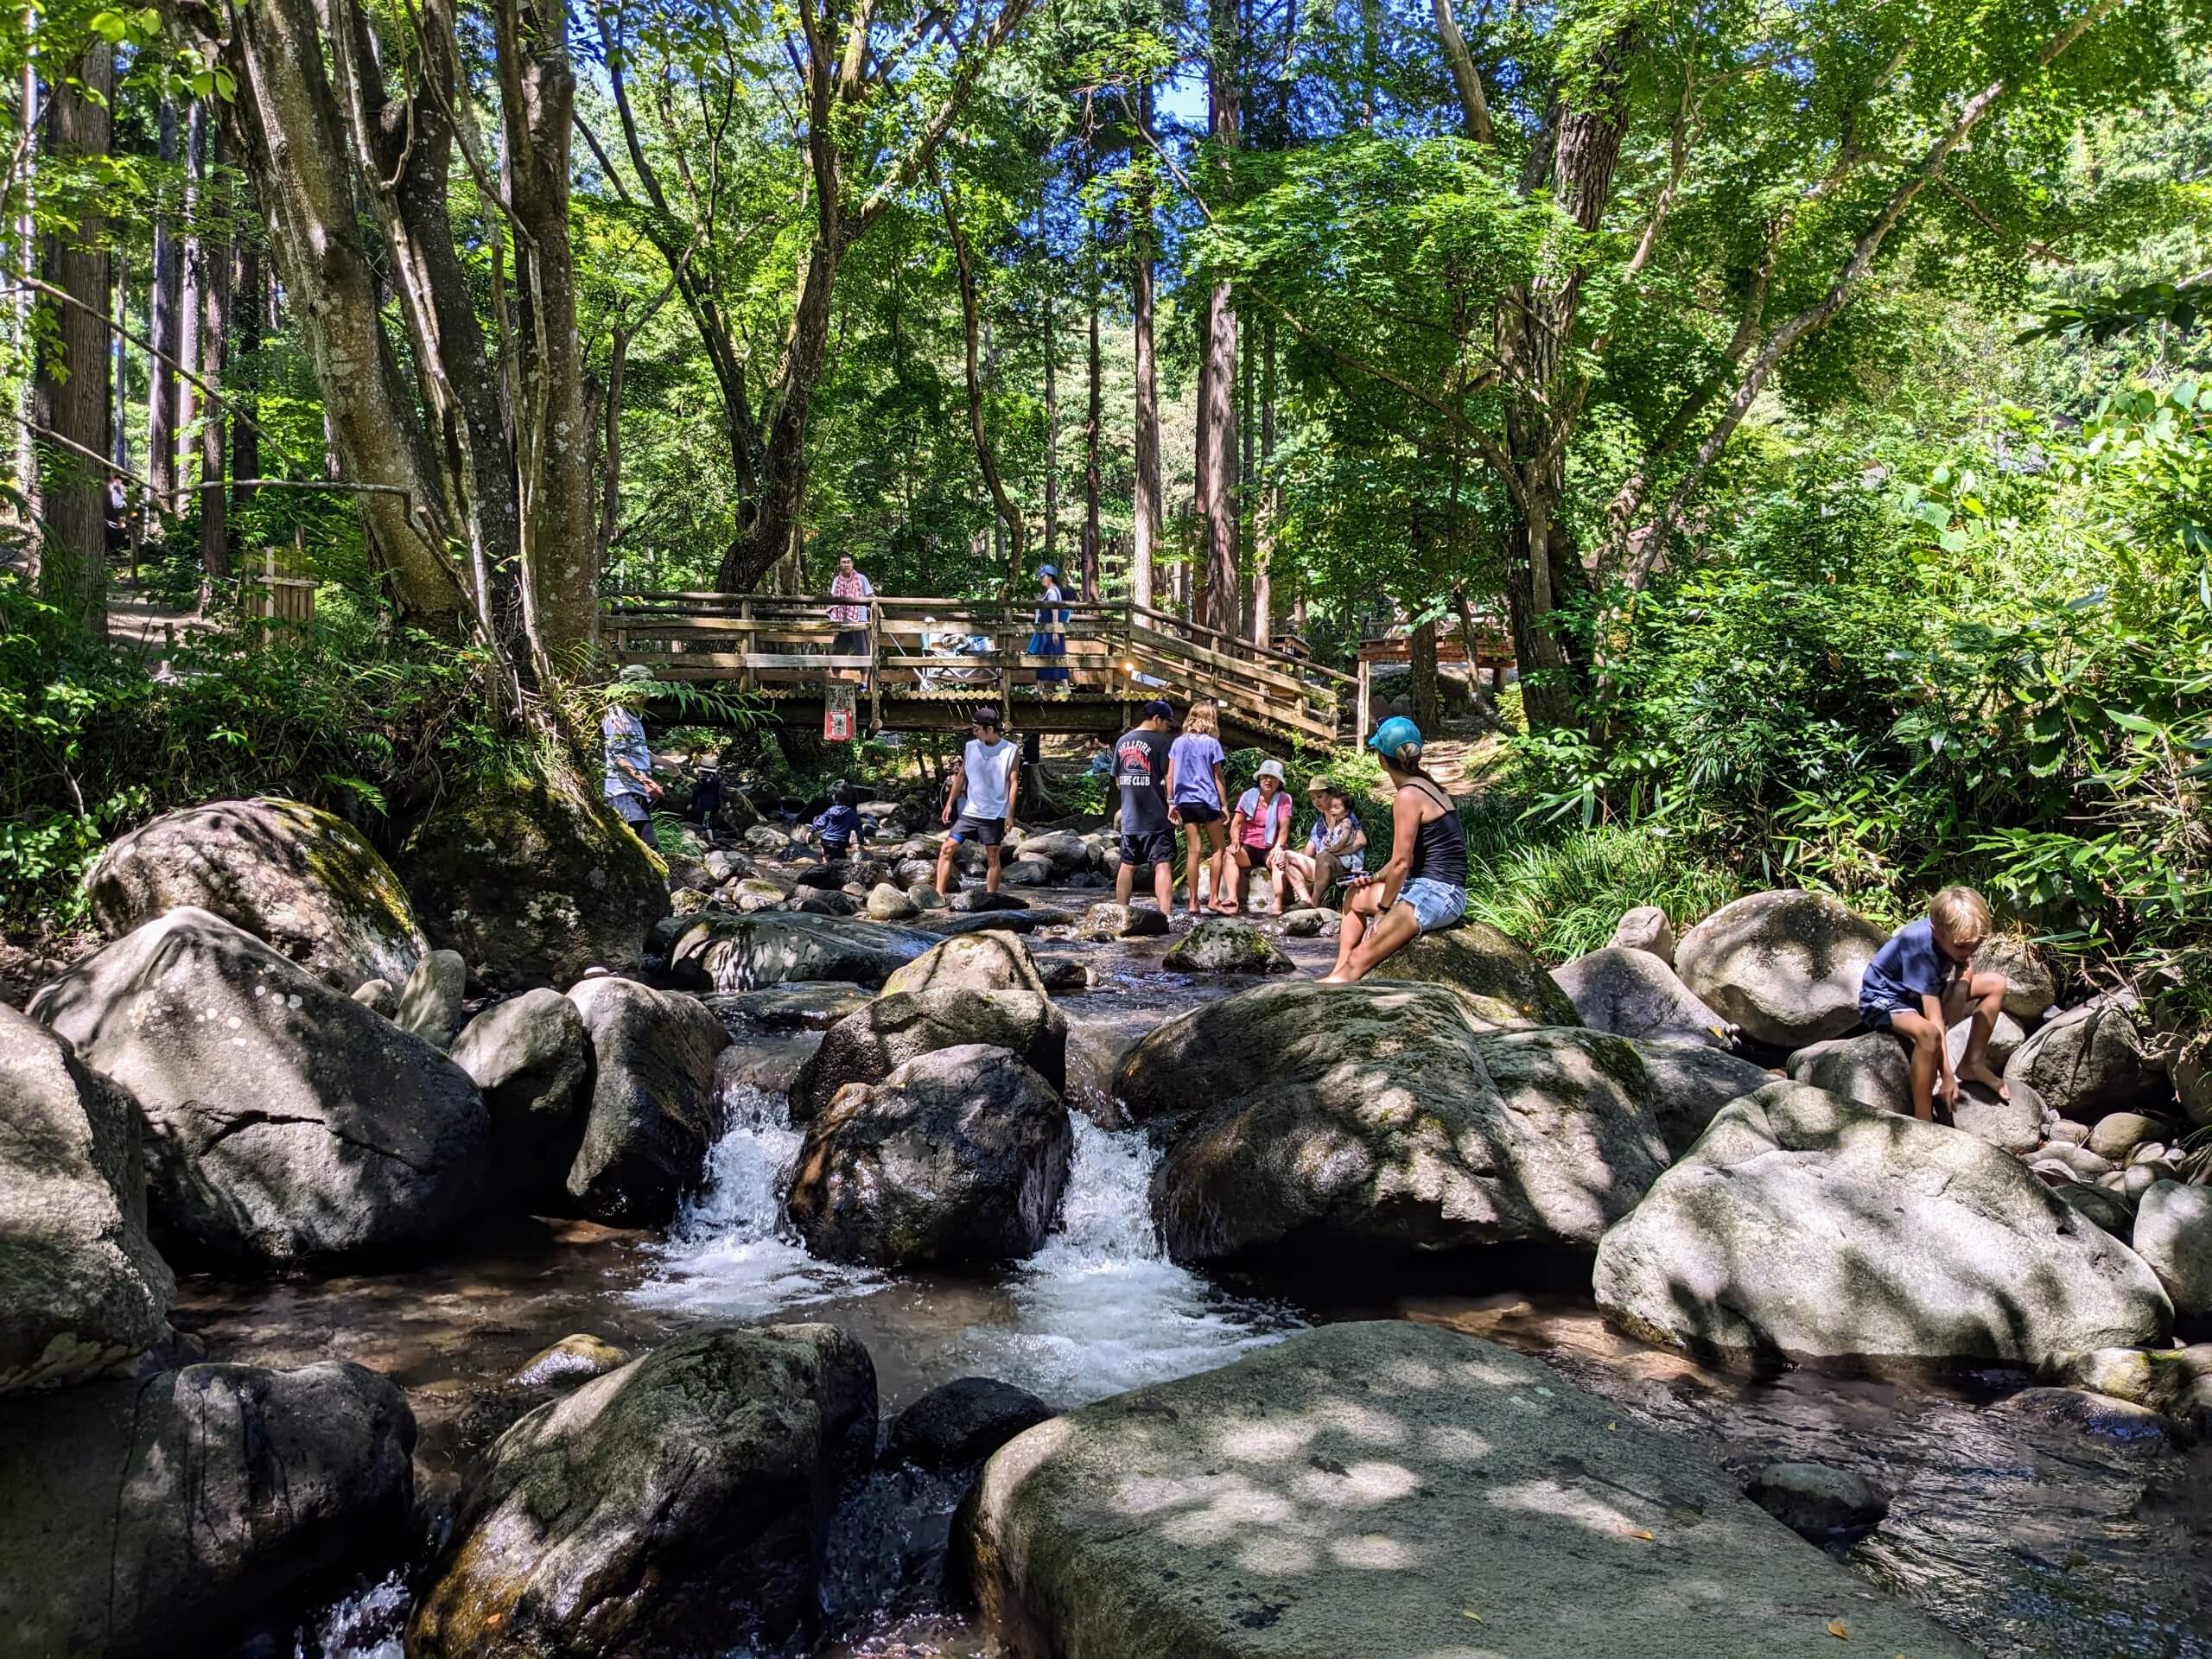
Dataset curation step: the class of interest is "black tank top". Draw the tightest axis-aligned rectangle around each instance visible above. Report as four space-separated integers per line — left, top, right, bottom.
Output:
1404 779 1466 887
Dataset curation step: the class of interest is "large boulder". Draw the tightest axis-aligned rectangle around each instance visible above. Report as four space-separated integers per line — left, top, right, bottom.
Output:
880 930 1048 998
1368 919 1577 1027
410 1325 874 1659
1593 1081 2172 1367
1116 982 1670 1266
1162 918 1294 976
1014 830 1093 873
449 988 593 1209
2133 1181 2212 1322
788 988 1068 1121
395 946 467 1048
1607 904 1677 964
786 1045 1073 1268
563 977 730 1225
1550 946 1732 1047
1788 1030 1909 1109
663 911 935 993
0 1359 414 1656
0 1007 174 1394
1628 1039 1780 1157
957 1321 1973 1659
86 796 428 992
30 909 490 1265
403 772 670 988
2005 990 2171 1122
1675 889 1886 1049
1974 935 2056 1021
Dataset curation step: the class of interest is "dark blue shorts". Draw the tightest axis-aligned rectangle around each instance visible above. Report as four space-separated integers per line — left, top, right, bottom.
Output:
1859 1001 1907 1032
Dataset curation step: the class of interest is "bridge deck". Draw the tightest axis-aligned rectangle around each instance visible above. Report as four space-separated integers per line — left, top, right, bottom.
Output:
607 594 1363 749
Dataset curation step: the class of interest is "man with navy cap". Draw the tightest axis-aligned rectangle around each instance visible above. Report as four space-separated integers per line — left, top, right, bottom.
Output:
1113 699 1177 916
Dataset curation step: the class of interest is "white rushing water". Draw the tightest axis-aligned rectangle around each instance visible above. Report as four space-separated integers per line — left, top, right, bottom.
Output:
631 1085 883 1319
632 1096 1294 1407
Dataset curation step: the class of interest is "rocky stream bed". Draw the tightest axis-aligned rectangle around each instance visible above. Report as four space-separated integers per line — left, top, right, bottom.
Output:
5 789 2209 1658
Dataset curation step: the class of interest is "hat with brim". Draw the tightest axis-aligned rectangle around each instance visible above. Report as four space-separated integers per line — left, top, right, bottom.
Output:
972 705 1001 728
1255 759 1287 783
617 664 655 684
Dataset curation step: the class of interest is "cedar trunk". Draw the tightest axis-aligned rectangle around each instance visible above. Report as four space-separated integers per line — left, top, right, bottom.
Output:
1129 89 1160 613
146 97 181 510
31 42 112 634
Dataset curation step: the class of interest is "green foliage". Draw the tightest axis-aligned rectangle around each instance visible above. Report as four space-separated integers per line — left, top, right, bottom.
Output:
1517 372 2211 981
1460 813 1752 964
0 578 513 937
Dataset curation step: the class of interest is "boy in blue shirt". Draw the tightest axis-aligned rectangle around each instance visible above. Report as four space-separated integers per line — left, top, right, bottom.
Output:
798 783 869 865
1858 885 2012 1122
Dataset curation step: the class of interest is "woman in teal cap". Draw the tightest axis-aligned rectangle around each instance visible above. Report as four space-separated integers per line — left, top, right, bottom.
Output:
1319 716 1466 982
1029 565 1071 684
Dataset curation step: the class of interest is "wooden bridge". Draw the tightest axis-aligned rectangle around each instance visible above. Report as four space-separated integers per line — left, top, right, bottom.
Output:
607 593 1366 751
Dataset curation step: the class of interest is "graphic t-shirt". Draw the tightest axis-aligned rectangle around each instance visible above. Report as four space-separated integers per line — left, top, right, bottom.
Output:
1236 787 1294 850
1168 733 1226 808
1859 917 1958 1012
1307 810 1366 872
961 737 1017 820
1116 728 1173 835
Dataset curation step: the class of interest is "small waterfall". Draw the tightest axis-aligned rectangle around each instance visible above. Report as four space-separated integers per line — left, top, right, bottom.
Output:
631 1085 880 1319
956 1117 1298 1406
292 1573 407 1659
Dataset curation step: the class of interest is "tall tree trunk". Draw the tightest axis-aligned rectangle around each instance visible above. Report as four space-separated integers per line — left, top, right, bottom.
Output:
31 40 112 633
111 259 128 474
194 123 233 606
1042 255 1058 569
146 96 180 511
1410 615 1440 732
1083 252 1102 601
1198 0 1240 636
939 175 1024 571
1252 318 1275 647
496 0 599 668
175 99 207 513
1129 87 1160 613
11 41 35 502
1491 39 1632 729
218 0 463 627
722 234 839 590
195 122 232 602
231 244 261 517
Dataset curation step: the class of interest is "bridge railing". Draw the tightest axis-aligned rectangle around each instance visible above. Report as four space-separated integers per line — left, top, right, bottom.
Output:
605 592 1355 743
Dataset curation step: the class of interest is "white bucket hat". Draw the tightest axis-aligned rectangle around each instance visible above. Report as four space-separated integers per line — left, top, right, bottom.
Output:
1255 759 1287 783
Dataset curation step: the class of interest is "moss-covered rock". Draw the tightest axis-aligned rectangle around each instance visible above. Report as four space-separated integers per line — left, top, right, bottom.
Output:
1374 919 1579 1027
402 773 670 988
1161 918 1294 976
86 797 427 991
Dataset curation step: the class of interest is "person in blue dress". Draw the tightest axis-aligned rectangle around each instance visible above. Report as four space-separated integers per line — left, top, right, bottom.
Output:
1029 564 1071 684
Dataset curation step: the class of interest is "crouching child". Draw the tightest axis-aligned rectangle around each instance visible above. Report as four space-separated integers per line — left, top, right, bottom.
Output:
798 783 869 868
1858 885 2011 1123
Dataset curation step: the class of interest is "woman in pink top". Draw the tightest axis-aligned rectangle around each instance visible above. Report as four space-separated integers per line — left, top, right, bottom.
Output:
1217 760 1293 915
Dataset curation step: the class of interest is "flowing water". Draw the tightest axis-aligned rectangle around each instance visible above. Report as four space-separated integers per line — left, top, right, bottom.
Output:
167 884 2212 1658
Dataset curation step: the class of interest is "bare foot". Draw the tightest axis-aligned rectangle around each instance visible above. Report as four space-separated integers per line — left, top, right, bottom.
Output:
1961 1060 2009 1099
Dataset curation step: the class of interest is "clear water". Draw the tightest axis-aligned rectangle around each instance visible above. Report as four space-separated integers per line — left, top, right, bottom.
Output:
633 1093 1296 1408
156 880 2212 1658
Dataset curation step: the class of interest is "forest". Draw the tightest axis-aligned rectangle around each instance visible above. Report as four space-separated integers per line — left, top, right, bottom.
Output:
3 3 2212 1656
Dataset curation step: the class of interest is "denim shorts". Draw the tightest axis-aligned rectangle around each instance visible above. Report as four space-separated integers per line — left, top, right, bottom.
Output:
1401 876 1466 933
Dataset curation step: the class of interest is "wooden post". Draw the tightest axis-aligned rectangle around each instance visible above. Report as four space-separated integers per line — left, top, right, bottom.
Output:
1355 657 1371 744
868 594 882 732
739 595 754 693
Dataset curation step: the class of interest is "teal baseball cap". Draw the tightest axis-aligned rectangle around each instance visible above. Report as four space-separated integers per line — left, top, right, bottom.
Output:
1366 715 1423 761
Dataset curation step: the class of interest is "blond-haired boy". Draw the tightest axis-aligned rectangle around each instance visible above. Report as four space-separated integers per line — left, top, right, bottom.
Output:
1857 886 2011 1122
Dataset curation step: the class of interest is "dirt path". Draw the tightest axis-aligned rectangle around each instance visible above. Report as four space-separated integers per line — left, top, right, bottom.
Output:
105 576 217 675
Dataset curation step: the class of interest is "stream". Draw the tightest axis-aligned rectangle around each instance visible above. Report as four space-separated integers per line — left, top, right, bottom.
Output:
167 885 2212 1659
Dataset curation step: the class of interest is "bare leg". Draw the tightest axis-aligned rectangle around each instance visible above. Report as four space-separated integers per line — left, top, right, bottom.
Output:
933 838 959 897
1335 904 1421 982
1182 825 1205 917
1889 1008 1944 1122
1955 972 2010 1098
1116 856 1135 906
1153 858 1173 913
984 844 1003 893
1323 885 1381 980
1206 827 1230 913
1216 849 1248 914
